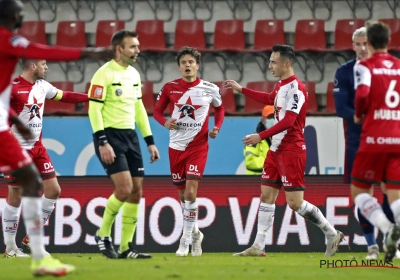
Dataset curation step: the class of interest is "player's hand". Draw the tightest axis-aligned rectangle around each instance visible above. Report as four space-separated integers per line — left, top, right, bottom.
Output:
209 127 219 139
164 118 177 130
354 114 364 124
223 80 242 93
99 143 116 165
81 47 114 61
242 134 262 145
14 122 33 141
148 145 160 163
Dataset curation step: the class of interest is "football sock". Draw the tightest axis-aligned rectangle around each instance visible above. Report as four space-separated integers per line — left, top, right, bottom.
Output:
182 200 197 240
98 194 124 237
355 193 392 235
41 195 56 225
357 207 377 246
390 198 400 225
2 203 20 252
382 194 394 223
296 200 337 236
180 201 199 234
21 197 47 260
253 202 275 251
119 202 138 252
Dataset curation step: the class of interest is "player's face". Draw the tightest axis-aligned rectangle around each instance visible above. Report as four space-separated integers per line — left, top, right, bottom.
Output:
268 52 286 78
353 35 368 60
118 36 140 65
33 60 48 80
179 54 199 82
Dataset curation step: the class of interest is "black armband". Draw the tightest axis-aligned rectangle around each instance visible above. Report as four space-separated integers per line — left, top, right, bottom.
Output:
144 135 155 146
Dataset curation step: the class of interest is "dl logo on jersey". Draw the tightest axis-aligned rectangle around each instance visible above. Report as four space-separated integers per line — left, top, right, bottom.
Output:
44 163 54 170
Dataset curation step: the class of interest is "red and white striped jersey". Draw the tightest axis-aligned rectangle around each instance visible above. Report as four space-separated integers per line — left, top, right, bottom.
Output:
270 76 308 154
155 78 222 150
10 76 58 149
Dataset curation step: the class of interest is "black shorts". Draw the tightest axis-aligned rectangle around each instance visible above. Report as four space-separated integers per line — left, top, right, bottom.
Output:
94 128 144 177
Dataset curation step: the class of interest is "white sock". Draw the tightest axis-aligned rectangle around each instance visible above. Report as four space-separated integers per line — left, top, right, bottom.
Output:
355 193 392 235
253 202 275 251
41 195 56 225
182 200 197 240
21 197 47 260
390 198 400 225
2 203 20 252
296 200 337 236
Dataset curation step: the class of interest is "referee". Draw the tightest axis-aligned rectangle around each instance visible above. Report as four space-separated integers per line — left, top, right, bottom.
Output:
88 30 160 259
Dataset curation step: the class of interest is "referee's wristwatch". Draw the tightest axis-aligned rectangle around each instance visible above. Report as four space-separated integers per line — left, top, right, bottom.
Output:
99 138 108 146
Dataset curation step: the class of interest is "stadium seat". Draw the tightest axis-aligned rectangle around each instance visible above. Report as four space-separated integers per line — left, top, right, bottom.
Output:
174 20 206 51
379 19 400 51
303 81 319 114
253 20 286 51
136 20 167 52
44 82 77 115
141 81 155 115
17 21 47 44
213 20 245 52
56 21 86 48
211 82 236 115
325 82 336 114
96 20 125 47
294 19 327 51
334 19 365 51
244 81 276 115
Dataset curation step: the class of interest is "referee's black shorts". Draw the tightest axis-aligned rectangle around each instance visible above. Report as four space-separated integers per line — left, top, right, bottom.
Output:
93 128 144 177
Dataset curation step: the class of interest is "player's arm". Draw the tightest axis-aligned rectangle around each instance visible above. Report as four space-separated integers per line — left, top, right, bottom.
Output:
52 90 88 103
333 67 355 120
1 36 113 61
154 85 176 130
210 88 225 138
354 62 371 119
241 87 276 105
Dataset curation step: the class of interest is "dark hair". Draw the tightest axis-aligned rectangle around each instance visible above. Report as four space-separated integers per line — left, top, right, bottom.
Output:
366 21 390 49
175 46 201 65
0 0 21 23
111 30 138 51
272 44 295 65
21 59 36 69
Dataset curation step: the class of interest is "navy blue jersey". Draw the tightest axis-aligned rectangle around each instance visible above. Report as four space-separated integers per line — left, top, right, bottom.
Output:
333 59 362 183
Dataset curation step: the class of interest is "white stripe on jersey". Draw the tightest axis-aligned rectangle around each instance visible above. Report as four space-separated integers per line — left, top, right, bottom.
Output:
0 84 12 132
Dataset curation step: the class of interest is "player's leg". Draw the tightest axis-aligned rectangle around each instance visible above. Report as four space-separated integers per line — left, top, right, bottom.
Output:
234 150 279 257
2 182 29 257
116 129 150 259
22 147 59 255
382 155 400 262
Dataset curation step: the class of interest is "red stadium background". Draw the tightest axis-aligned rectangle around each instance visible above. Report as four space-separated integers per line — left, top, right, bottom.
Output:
0 176 384 253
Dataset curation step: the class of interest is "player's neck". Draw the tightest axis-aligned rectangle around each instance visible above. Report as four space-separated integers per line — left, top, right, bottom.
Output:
369 48 388 55
280 70 294 81
21 73 36 84
182 77 197 83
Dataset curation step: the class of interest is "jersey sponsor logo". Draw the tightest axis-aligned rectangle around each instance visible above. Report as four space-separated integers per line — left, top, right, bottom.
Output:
10 35 29 48
90 85 104 99
25 96 43 120
17 91 29 94
176 96 202 120
383 60 394 68
170 91 183 94
202 90 211 97
202 81 215 88
372 68 400 75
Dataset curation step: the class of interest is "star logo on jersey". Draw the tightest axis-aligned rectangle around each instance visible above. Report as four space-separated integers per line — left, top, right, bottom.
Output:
25 96 43 120
383 60 394 69
175 96 202 120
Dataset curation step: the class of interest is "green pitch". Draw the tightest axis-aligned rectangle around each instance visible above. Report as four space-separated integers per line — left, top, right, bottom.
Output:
0 253 399 280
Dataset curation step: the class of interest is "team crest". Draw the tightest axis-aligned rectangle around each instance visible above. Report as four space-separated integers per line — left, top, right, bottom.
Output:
115 88 123 96
25 96 43 120
175 96 202 120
